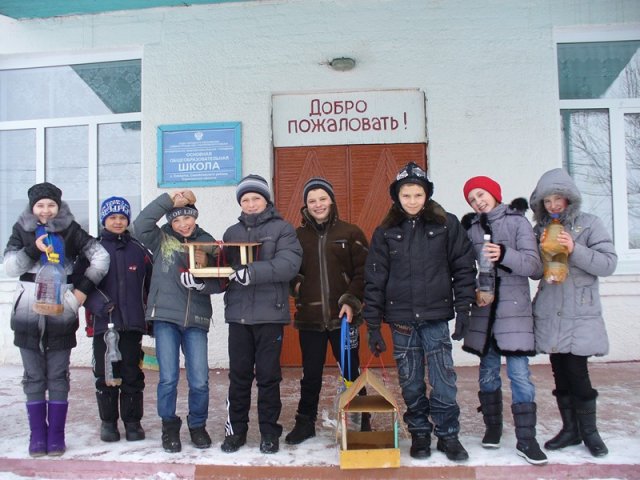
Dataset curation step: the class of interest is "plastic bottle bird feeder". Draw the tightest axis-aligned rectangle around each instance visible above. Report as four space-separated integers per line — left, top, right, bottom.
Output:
182 242 261 278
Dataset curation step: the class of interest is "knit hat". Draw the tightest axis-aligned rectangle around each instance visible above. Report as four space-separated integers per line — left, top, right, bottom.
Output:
28 182 62 209
463 176 502 204
236 174 271 204
389 162 434 203
166 205 199 223
303 177 335 204
100 196 131 225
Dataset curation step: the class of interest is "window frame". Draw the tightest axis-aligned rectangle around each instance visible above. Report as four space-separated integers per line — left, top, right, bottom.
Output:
555 25 640 274
0 49 142 276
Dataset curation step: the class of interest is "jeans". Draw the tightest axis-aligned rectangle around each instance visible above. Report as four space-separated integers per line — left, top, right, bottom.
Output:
154 321 209 428
478 343 535 404
390 321 460 438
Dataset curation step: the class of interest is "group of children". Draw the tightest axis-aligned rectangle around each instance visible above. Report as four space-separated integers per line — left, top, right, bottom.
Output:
4 163 616 465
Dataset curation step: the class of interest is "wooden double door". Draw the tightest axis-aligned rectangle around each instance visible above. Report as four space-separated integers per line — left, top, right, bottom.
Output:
273 143 427 367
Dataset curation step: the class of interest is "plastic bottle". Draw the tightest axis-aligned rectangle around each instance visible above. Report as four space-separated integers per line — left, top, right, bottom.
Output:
33 253 66 316
476 234 495 304
104 323 123 387
541 214 569 284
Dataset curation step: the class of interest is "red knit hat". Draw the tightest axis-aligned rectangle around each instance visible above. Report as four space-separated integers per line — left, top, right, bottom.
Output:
463 176 502 204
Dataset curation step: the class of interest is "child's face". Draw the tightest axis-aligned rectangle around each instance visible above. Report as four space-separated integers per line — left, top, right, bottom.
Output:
467 188 498 214
240 192 268 215
306 188 333 223
171 215 197 238
398 183 427 216
543 194 568 215
32 199 59 224
104 214 129 235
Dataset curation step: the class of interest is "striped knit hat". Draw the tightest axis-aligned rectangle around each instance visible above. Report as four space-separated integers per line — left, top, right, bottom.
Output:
303 177 335 204
236 174 271 204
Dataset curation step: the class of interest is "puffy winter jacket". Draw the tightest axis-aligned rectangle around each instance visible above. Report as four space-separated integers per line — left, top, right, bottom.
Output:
132 193 223 331
223 204 302 325
364 200 476 326
293 205 368 332
530 168 617 356
4 202 110 351
462 201 542 356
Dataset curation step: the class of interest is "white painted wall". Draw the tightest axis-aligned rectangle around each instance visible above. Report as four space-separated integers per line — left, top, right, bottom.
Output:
1 0 639 368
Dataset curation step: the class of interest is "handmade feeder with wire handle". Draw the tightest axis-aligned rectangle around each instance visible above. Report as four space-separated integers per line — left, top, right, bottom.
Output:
181 241 261 278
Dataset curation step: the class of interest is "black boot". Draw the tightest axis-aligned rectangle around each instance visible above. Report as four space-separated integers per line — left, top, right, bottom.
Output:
260 433 280 454
285 414 316 445
436 435 469 462
120 392 145 441
189 426 212 449
161 417 182 453
545 391 581 450
478 389 502 448
221 433 246 453
574 396 608 457
512 402 548 465
96 390 120 442
410 432 431 459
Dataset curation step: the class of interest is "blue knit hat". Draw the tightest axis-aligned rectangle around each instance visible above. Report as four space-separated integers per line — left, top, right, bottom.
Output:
100 196 131 225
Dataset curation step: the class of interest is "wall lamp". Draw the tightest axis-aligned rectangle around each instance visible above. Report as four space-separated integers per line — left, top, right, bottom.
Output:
329 57 356 71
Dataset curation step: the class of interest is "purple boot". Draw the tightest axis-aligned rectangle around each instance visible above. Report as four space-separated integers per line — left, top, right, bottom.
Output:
47 401 68 456
26 401 47 457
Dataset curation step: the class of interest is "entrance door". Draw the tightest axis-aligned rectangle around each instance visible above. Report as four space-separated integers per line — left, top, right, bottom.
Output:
274 143 427 366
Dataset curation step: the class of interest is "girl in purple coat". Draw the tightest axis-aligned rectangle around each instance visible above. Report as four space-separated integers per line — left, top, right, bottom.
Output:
461 176 547 465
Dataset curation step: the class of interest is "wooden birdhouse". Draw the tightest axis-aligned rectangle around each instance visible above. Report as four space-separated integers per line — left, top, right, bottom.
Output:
337 368 401 469
182 241 260 277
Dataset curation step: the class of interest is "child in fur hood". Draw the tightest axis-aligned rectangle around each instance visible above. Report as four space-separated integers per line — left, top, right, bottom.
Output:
461 175 547 466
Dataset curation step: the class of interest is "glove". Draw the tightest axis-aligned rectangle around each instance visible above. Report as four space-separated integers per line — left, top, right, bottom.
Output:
367 327 387 357
452 310 470 341
180 272 205 291
229 266 251 286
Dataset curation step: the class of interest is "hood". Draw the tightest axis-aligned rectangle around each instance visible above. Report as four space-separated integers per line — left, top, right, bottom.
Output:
17 201 75 233
529 168 582 226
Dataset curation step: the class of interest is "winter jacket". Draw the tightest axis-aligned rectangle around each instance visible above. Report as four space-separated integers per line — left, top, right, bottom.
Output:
83 229 153 337
530 168 617 357
4 202 110 351
132 193 223 331
461 201 542 357
363 200 476 327
223 204 302 325
293 204 369 332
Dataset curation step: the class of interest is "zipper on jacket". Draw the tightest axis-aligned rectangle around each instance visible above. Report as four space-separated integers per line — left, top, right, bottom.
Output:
318 232 331 327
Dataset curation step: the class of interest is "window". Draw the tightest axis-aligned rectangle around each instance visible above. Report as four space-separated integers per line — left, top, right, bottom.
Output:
0 52 141 265
557 32 640 273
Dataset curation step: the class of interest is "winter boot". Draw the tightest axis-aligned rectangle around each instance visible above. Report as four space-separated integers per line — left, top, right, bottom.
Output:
47 401 68 456
26 401 47 457
221 433 247 453
436 435 469 462
410 432 431 459
96 390 120 442
260 433 280 454
512 402 548 465
574 396 608 457
544 391 581 450
360 412 372 432
189 426 212 449
478 389 503 448
121 392 145 441
161 417 182 453
285 414 316 445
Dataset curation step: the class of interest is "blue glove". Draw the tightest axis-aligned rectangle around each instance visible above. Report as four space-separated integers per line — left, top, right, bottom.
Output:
180 272 205 291
367 327 387 357
452 310 470 341
229 266 251 286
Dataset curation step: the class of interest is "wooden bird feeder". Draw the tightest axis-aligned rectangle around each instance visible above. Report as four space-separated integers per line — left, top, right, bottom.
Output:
337 368 401 469
182 242 260 278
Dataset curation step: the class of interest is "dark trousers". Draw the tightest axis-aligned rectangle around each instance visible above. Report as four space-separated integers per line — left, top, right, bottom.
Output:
297 327 361 420
226 323 284 437
550 352 596 400
93 331 145 394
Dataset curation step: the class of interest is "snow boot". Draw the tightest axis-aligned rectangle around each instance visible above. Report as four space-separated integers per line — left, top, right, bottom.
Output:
161 417 182 453
26 401 47 457
436 435 469 462
410 432 431 459
545 391 581 450
121 391 145 441
574 396 608 457
221 433 246 453
512 402 548 465
478 389 503 448
285 414 316 445
47 401 68 456
96 390 120 442
189 426 212 449
260 433 279 454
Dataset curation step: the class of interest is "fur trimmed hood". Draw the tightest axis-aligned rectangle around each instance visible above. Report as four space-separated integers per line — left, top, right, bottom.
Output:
461 198 529 231
16 201 75 233
381 199 447 229
529 168 582 227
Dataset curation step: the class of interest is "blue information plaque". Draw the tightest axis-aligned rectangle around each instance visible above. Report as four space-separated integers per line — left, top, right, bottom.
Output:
157 122 242 187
